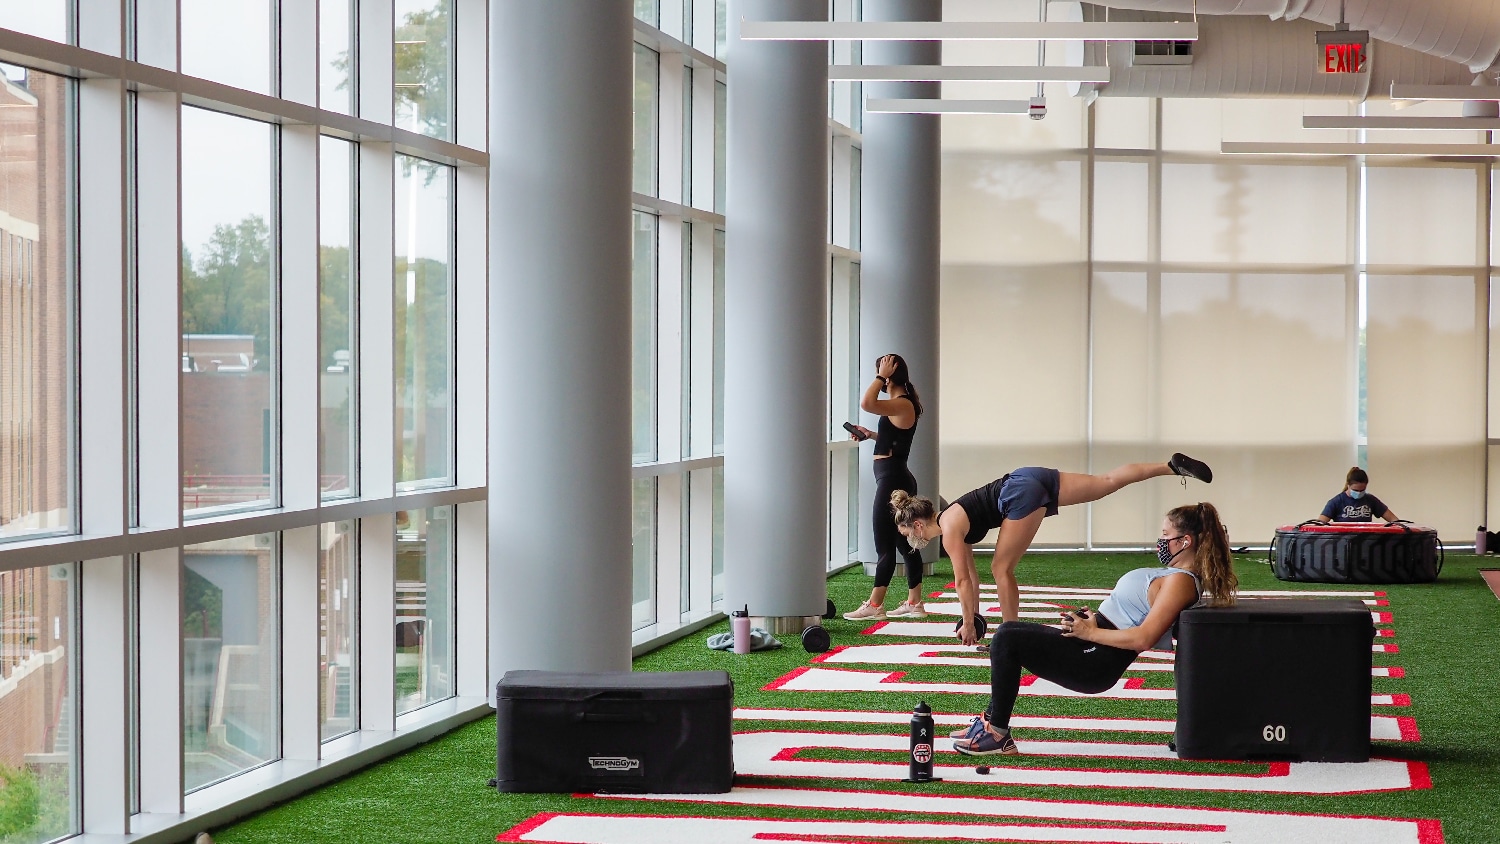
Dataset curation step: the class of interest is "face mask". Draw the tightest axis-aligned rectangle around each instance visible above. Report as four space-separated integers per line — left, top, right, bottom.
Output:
1156 537 1184 567
906 529 930 551
1347 490 1365 499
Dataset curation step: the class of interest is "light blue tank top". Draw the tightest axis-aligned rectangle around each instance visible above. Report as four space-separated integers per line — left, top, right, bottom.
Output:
1097 567 1201 634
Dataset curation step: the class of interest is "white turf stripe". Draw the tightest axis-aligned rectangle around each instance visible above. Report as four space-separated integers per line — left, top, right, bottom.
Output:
943 592 1385 608
776 667 1406 705
920 601 1391 626
589 789 1435 843
818 643 1401 678
731 708 1416 742
866 621 1400 653
1003 585 1382 598
728 731 1421 794
776 666 1173 700
510 812 1430 844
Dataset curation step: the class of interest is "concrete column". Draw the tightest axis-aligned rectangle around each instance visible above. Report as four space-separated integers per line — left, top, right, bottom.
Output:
724 0 829 621
489 1 633 678
859 0 941 561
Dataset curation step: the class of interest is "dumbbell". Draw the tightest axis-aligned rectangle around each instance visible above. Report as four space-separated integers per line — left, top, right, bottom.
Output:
953 613 988 640
801 624 832 653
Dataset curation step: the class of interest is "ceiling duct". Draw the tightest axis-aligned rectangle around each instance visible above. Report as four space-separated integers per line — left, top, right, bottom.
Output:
1077 7 1475 98
1086 0 1500 73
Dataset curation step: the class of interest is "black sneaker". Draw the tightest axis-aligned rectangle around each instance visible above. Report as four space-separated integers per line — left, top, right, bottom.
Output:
1169 453 1213 483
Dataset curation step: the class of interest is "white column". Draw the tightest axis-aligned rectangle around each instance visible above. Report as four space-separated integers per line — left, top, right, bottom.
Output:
138 548 183 813
723 0 830 620
455 500 490 698
360 513 396 731
859 0 941 534
359 143 396 499
282 124 321 511
359 0 394 124
136 91 182 530
282 525 321 760
488 0 634 675
80 558 129 834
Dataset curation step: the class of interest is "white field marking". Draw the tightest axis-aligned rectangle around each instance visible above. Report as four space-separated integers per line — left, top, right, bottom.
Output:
731 707 1420 742
729 731 1426 794
770 666 1410 706
589 787 1440 844
1001 584 1385 599
920 601 1392 626
866 621 1401 653
817 643 1403 678
941 591 1387 608
505 809 1436 844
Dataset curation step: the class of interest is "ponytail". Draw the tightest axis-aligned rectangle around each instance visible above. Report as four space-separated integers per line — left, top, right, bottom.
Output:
1166 502 1237 607
889 490 937 526
881 353 924 417
1345 466 1368 489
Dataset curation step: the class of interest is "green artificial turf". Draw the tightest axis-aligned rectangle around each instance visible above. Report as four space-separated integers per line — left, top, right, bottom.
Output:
214 552 1500 844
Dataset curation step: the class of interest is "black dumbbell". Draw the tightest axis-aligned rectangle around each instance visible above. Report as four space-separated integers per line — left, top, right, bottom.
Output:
953 613 988 640
801 624 832 653
823 598 837 620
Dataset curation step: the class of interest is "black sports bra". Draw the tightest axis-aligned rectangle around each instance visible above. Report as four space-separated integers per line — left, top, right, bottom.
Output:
941 475 1008 545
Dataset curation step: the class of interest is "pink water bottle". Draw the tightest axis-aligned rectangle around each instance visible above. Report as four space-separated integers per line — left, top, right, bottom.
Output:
731 606 751 654
1478 526 1488 556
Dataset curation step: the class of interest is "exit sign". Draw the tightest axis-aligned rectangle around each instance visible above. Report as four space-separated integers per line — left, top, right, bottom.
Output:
1324 42 1368 74
1317 27 1370 74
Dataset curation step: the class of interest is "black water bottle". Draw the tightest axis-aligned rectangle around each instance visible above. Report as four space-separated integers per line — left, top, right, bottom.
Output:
904 701 941 783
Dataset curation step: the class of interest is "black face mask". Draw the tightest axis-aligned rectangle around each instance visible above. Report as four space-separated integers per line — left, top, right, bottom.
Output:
1156 537 1185 567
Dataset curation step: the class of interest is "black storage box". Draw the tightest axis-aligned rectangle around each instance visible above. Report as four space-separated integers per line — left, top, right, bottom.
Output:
495 670 734 793
1175 599 1374 762
1270 522 1441 584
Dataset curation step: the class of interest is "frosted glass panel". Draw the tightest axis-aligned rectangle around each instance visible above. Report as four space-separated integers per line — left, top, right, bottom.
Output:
942 155 1083 264
939 265 1087 545
1094 98 1153 150
1089 272 1154 544
1160 98 1221 153
1367 275 1483 539
1092 160 1149 263
1367 166 1480 267
1162 162 1348 265
1156 273 1353 541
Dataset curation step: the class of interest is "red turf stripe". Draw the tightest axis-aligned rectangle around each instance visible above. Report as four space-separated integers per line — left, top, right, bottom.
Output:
497 813 561 842
1385 666 1406 679
1409 762 1434 790
1398 717 1422 742
1388 693 1412 707
860 621 889 635
763 665 813 691
809 645 848 664
1417 818 1447 843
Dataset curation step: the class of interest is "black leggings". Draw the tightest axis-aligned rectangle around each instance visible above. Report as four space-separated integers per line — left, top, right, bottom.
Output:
873 458 925 591
983 619 1138 728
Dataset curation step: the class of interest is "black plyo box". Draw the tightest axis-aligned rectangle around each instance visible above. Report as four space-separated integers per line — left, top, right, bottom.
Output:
1174 599 1374 763
495 670 734 793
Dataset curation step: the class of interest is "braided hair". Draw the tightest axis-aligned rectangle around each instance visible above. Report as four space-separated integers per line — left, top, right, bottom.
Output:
1165 502 1237 607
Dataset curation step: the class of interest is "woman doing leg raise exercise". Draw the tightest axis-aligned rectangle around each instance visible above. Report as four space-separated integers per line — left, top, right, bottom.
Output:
892 453 1213 645
844 354 929 621
952 502 1237 754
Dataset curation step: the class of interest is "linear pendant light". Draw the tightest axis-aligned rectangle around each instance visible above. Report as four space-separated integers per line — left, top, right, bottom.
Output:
866 98 1033 115
829 64 1110 82
1302 115 1500 130
739 20 1198 42
1390 83 1500 102
1222 142 1500 157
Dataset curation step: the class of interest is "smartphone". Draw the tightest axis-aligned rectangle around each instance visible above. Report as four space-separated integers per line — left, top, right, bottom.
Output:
842 421 870 441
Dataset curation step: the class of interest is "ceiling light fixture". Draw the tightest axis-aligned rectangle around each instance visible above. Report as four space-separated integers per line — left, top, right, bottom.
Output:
827 64 1110 83
1222 142 1500 157
1302 115 1500 130
866 98 1051 115
739 20 1198 42
1389 83 1500 102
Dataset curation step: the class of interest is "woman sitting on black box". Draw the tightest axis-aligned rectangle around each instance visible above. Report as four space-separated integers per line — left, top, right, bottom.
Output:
1315 466 1398 524
949 502 1238 756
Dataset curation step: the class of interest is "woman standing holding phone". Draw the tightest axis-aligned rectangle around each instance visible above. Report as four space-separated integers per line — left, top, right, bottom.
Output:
844 354 929 621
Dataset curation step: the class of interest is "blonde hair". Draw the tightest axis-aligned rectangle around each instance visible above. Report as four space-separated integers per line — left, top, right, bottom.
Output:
1166 502 1237 608
889 490 937 526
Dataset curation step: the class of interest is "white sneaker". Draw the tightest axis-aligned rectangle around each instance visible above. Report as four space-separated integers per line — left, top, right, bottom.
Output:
886 602 928 619
842 602 886 621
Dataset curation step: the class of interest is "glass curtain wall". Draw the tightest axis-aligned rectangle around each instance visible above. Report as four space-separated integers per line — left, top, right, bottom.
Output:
395 506 454 715
0 563 77 844
182 535 279 791
181 0 273 93
320 137 357 499
394 0 454 139
319 521 358 742
0 65 73 544
180 108 276 516
394 156 454 489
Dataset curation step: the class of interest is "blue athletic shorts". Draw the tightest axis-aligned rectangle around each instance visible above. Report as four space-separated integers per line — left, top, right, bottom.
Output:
998 467 1061 521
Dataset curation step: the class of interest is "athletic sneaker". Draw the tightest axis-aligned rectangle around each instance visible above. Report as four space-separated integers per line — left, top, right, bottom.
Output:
886 602 928 619
1168 452 1213 484
954 725 1019 756
842 602 886 621
949 715 985 740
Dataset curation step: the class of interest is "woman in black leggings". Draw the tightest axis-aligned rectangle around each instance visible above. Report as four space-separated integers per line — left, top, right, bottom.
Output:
844 354 928 621
953 502 1238 755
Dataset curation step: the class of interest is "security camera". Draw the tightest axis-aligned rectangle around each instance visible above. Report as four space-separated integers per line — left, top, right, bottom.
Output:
1028 97 1047 121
